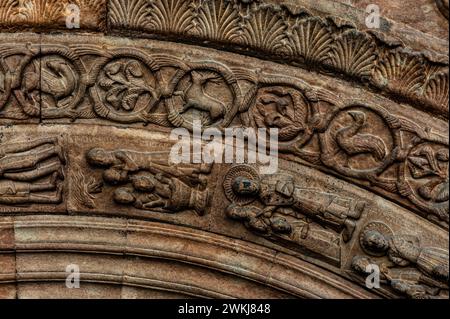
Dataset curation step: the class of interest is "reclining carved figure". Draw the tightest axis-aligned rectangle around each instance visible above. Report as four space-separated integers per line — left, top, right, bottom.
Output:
86 148 212 215
0 137 65 205
230 174 364 242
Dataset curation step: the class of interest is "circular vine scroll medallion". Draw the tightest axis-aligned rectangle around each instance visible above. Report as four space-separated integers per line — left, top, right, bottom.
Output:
91 53 161 124
400 141 449 222
165 63 241 131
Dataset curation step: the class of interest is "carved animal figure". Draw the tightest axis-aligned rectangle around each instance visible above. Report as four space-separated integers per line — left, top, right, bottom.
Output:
178 71 226 120
22 59 77 103
335 111 387 162
41 60 77 100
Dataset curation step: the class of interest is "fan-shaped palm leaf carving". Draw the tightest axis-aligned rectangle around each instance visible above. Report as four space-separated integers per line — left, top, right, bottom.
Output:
194 0 240 42
240 6 286 52
424 71 449 111
286 17 332 65
13 0 63 23
0 0 17 23
148 0 193 33
329 30 376 79
109 0 150 28
372 51 425 96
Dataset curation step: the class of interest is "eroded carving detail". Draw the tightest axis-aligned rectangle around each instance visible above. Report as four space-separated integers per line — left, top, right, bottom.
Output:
106 0 449 117
0 42 446 225
86 148 212 215
223 164 365 265
0 137 65 205
352 221 449 299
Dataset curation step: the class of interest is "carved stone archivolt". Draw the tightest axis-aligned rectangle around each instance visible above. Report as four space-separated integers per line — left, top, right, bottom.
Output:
0 0 448 299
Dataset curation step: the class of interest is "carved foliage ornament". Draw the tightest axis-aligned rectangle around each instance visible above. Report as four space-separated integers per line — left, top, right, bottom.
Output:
0 43 447 226
106 0 449 117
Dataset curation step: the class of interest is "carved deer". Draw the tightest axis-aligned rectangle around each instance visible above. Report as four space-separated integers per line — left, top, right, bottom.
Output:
176 71 226 120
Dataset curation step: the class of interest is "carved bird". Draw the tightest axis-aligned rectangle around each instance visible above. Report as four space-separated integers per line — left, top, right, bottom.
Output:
41 60 77 101
335 111 387 163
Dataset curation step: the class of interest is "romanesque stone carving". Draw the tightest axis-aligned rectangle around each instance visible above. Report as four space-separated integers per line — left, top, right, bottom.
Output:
86 148 212 215
0 0 447 300
106 0 449 117
0 0 106 29
223 164 365 265
0 40 447 226
0 137 65 205
352 221 449 299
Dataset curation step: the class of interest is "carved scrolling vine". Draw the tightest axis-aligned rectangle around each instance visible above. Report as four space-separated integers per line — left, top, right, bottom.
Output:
0 42 448 226
0 1 447 116
106 0 449 117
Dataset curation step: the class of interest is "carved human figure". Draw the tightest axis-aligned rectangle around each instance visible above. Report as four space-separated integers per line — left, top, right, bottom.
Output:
225 203 292 234
230 175 364 241
360 230 449 283
0 137 65 205
0 138 65 176
0 172 63 204
352 255 448 299
86 148 212 215
113 172 209 215
86 148 211 187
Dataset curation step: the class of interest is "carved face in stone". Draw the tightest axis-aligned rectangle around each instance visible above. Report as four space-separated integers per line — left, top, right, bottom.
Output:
131 174 156 192
270 217 292 234
231 177 260 196
362 230 389 253
351 256 372 274
114 188 136 205
86 148 116 167
103 167 128 185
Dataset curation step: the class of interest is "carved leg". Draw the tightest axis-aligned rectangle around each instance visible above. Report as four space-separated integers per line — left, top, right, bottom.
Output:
28 172 59 192
27 183 63 204
342 219 356 242
3 159 62 181
0 137 58 156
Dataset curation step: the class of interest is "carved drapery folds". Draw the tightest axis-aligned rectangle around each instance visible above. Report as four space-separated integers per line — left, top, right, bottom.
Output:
0 0 448 299
0 39 447 228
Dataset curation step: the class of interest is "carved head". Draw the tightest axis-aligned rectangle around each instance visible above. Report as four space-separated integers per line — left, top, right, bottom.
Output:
232 176 260 196
362 230 389 253
103 167 128 185
131 174 156 192
114 188 136 205
270 217 292 234
86 148 115 166
351 256 372 274
348 110 366 126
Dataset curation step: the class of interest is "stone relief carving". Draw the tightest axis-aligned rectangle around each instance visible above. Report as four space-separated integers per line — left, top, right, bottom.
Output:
105 0 449 117
352 221 449 299
223 164 366 265
0 0 106 29
0 42 447 226
0 137 65 205
0 0 447 300
86 148 212 215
